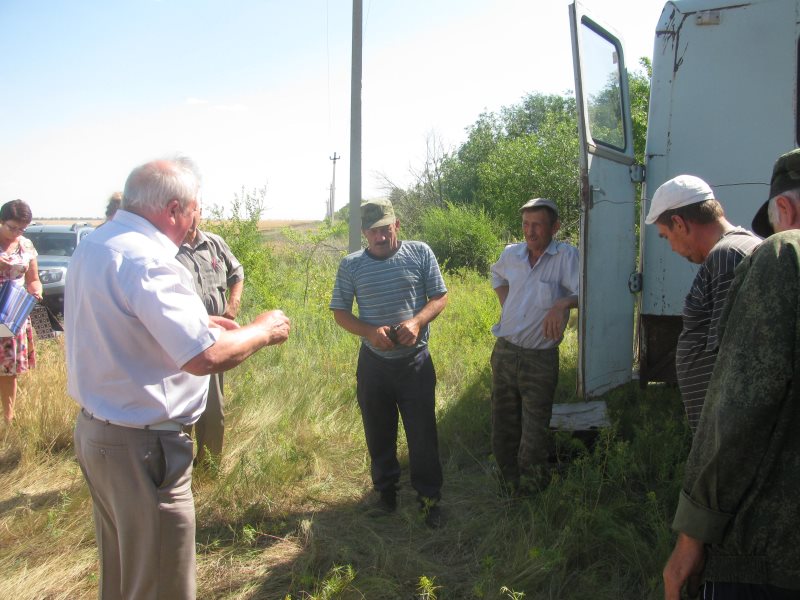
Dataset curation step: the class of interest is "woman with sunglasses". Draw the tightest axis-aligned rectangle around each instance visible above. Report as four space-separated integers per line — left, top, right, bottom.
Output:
0 200 42 424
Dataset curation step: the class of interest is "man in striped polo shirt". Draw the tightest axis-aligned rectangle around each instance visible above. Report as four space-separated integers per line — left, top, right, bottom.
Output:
330 199 448 527
645 175 760 434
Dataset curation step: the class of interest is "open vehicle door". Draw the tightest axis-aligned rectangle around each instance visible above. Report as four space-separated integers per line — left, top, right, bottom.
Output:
569 2 638 397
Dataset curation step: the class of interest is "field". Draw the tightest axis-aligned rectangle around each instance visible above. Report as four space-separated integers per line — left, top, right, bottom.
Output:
0 231 689 599
34 218 318 232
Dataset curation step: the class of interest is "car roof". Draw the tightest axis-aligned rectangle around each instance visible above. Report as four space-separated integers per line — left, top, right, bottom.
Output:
26 224 95 233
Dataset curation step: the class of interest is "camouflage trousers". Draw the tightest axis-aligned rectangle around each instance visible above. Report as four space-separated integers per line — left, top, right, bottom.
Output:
490 337 559 488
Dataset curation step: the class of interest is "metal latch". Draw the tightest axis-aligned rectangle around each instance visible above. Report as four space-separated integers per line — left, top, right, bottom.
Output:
628 272 642 293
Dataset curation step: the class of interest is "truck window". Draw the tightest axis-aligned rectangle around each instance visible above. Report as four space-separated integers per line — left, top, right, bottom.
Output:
579 19 626 152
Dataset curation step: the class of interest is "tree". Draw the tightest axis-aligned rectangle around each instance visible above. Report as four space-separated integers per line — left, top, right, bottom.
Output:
476 111 580 242
629 57 652 165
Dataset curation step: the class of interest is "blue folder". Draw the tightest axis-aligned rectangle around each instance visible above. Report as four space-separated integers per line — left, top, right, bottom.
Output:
0 281 37 337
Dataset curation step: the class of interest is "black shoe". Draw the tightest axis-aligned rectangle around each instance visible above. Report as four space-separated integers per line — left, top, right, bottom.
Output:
419 497 444 529
377 487 397 513
497 478 520 498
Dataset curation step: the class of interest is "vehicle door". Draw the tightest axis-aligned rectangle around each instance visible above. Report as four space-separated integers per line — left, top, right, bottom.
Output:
569 2 638 397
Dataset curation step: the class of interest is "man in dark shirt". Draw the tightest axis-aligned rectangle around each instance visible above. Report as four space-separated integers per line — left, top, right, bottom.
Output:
644 175 760 433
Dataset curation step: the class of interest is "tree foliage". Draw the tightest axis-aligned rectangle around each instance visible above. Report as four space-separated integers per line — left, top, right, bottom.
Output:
630 57 652 165
414 202 502 275
385 60 650 260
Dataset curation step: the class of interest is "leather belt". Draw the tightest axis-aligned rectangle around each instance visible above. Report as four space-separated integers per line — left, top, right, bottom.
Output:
81 407 185 432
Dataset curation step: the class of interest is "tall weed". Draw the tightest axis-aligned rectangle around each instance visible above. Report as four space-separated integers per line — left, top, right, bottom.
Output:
206 186 279 310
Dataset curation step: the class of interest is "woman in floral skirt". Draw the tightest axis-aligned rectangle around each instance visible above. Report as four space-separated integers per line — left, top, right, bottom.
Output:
0 200 42 424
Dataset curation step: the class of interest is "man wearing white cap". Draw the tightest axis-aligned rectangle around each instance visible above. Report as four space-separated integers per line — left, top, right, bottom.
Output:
645 175 759 434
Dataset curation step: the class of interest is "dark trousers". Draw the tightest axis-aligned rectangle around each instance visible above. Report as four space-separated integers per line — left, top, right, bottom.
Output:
700 582 800 599
193 371 225 465
490 337 559 486
356 344 443 499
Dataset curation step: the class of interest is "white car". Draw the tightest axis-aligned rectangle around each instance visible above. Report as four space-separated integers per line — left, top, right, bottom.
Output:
25 223 95 314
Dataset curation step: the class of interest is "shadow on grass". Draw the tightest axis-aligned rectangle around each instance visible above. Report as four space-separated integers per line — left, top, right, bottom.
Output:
0 444 21 474
190 361 690 600
0 488 65 516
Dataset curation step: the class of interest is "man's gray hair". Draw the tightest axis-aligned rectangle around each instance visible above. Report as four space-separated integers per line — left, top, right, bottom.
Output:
767 187 800 230
122 155 201 214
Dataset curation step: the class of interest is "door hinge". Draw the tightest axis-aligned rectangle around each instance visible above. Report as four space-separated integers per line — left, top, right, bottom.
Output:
628 272 643 293
630 164 645 183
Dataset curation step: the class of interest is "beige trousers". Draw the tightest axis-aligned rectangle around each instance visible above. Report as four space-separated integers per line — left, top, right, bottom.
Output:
74 410 196 600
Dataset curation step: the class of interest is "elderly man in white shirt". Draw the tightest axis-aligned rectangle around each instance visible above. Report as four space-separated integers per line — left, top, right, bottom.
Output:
65 156 291 600
490 197 579 495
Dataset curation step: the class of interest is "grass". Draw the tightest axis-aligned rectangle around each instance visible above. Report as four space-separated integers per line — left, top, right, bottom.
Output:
0 245 690 599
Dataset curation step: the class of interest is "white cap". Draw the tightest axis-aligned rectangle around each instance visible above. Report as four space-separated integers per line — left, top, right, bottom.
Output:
645 175 715 224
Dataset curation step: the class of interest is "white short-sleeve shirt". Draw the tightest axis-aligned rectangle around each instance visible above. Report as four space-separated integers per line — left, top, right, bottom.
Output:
65 210 220 426
490 240 579 349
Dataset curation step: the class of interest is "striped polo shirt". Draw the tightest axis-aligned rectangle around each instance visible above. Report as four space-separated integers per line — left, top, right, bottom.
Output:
330 240 447 358
675 227 761 433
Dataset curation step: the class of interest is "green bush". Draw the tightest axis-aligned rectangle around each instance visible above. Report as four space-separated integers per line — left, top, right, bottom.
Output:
206 186 278 310
415 202 502 275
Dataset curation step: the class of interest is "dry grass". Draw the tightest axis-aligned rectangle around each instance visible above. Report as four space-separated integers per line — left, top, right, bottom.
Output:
0 337 97 599
257 220 320 232
31 218 320 230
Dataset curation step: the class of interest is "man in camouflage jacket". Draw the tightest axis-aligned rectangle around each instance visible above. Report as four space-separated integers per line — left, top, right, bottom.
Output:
664 149 800 599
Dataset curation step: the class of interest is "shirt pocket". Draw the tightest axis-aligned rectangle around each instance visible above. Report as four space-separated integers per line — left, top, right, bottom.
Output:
534 280 561 309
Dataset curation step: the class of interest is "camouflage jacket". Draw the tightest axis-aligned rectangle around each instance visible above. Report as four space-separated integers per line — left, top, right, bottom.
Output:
672 230 800 589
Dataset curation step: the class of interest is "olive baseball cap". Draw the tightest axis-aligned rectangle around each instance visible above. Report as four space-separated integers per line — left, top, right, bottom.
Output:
645 175 714 225
519 197 559 218
751 148 800 238
361 199 396 230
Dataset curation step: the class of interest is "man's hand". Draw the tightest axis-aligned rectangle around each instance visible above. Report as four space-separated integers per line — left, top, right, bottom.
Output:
542 305 569 341
223 281 243 319
663 533 705 600
366 325 396 350
253 309 291 346
222 299 241 320
394 317 421 346
209 315 240 331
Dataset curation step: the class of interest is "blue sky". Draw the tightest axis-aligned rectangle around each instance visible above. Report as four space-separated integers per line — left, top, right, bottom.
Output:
0 0 666 220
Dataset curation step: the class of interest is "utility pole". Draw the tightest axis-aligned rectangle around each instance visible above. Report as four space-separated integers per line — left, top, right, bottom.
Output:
329 152 340 224
349 0 362 252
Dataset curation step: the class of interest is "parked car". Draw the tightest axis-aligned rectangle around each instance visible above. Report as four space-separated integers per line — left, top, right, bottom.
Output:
25 223 95 314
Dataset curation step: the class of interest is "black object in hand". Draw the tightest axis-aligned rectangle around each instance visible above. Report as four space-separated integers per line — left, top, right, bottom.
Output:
387 324 401 343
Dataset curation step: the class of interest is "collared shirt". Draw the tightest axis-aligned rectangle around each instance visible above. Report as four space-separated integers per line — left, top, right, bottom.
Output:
490 239 579 349
330 240 447 359
64 210 220 427
175 229 244 317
